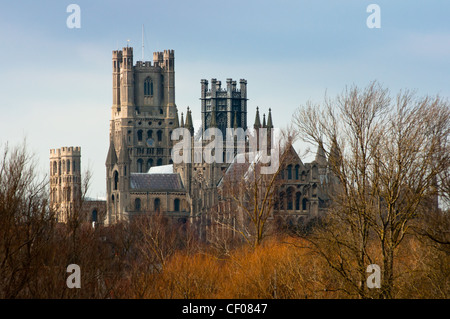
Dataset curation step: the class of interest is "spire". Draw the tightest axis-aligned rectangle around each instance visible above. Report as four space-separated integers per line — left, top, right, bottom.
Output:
185 107 194 134
105 139 118 166
174 108 180 128
267 108 273 129
262 113 267 128
118 136 130 164
315 140 327 166
184 108 191 127
180 112 184 128
329 137 342 170
254 107 261 129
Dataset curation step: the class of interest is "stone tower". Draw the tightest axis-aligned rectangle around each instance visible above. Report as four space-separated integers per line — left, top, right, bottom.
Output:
106 46 179 223
50 146 81 223
201 78 247 134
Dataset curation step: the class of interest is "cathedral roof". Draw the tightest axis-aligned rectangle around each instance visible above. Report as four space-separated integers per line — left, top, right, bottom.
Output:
130 173 184 192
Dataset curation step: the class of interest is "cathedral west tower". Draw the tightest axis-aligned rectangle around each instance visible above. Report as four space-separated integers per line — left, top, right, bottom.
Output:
106 47 179 223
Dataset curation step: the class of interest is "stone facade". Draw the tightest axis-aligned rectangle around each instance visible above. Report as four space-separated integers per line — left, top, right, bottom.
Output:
51 45 336 241
50 147 82 223
105 47 181 224
50 146 106 224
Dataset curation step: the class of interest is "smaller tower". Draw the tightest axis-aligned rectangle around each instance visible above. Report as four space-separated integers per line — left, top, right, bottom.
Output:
200 78 248 133
50 146 81 223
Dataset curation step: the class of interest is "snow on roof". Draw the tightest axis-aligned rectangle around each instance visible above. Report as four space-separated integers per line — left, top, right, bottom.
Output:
147 164 174 174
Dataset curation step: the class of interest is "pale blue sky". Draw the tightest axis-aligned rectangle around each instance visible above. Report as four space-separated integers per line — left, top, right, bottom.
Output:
0 1 449 198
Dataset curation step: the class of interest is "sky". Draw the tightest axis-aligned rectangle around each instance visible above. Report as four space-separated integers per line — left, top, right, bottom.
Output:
0 0 449 199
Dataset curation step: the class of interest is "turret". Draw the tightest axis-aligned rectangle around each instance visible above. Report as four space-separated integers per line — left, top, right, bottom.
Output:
121 47 134 109
267 108 273 129
153 51 163 67
266 108 273 153
49 146 81 223
174 107 180 128
112 50 122 108
254 107 261 129
163 49 175 71
105 140 118 167
240 79 247 100
185 107 194 135
163 50 175 114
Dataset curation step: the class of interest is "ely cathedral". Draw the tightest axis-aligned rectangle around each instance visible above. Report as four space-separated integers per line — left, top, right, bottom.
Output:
50 45 336 240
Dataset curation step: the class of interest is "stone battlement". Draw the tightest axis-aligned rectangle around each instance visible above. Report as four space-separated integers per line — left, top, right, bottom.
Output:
50 146 81 158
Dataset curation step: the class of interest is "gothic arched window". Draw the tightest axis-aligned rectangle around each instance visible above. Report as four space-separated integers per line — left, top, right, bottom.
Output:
137 130 143 142
312 165 318 179
92 209 98 222
144 77 153 96
135 198 141 212
147 158 153 170
154 198 161 212
296 192 301 210
287 187 294 210
217 112 227 133
287 165 293 180
137 159 143 173
279 192 285 210
174 198 180 212
157 130 163 142
113 170 119 190
302 198 308 211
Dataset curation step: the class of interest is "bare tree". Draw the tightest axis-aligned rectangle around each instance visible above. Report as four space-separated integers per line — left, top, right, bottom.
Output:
294 81 450 298
218 128 297 248
0 141 55 298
